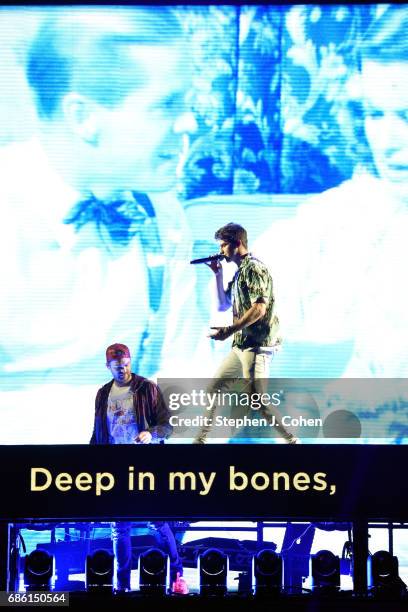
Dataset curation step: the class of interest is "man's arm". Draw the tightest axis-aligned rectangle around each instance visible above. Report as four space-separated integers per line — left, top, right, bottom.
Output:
208 260 231 312
214 269 232 312
210 299 266 341
89 388 102 444
232 299 266 331
145 382 173 442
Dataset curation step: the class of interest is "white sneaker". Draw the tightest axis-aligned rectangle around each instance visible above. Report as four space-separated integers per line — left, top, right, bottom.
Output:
286 435 301 444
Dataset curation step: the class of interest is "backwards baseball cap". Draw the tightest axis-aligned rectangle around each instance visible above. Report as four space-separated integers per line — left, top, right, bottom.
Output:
106 343 131 363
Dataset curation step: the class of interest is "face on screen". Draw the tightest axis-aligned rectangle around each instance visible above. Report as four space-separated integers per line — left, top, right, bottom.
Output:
361 60 408 191
90 42 193 195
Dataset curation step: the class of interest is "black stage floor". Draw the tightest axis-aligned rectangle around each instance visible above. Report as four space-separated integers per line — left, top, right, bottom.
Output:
53 591 408 612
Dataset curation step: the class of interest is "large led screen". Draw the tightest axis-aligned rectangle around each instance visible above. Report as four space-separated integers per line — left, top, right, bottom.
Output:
0 4 407 444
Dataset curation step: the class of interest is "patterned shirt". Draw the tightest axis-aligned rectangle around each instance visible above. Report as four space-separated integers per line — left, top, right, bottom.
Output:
107 383 139 444
226 254 280 348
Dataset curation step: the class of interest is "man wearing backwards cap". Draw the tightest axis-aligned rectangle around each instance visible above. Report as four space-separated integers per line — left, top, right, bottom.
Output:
90 343 188 594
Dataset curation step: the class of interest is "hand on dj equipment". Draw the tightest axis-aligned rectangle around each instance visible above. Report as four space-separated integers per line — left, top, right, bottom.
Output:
134 431 152 444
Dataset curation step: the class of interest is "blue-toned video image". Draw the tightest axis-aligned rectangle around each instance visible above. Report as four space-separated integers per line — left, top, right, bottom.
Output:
0 5 407 443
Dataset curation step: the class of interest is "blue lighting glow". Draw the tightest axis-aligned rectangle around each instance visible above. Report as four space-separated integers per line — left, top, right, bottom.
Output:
0 5 407 444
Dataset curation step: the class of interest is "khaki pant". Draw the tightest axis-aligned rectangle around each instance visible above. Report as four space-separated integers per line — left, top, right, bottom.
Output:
195 346 295 443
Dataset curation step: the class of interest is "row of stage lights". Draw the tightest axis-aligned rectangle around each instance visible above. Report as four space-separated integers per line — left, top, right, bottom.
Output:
23 547 407 598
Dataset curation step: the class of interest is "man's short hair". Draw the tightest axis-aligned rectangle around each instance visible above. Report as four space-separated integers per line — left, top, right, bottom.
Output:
26 7 183 118
360 6 407 64
214 223 248 249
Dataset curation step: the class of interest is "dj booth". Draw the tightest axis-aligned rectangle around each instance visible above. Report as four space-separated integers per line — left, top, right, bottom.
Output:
0 444 407 599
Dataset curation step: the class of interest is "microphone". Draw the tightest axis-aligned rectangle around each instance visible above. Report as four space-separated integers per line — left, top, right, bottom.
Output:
190 254 224 265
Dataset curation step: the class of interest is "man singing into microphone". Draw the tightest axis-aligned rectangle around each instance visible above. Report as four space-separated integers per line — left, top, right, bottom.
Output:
194 223 298 444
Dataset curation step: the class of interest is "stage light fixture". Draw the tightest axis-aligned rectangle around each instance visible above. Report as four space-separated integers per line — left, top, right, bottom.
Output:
24 549 54 591
369 550 407 598
199 548 228 596
139 547 168 595
311 549 340 592
253 548 282 596
85 548 114 592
